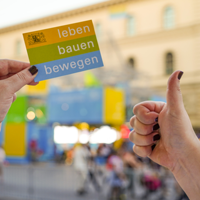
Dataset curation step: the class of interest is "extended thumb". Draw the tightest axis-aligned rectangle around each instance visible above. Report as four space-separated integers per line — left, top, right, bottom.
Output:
166 70 184 109
6 66 38 93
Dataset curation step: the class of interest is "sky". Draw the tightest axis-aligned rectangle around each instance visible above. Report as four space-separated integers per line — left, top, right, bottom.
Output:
0 0 108 28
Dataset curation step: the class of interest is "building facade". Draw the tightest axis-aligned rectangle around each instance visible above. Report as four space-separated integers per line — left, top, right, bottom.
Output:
1 0 200 128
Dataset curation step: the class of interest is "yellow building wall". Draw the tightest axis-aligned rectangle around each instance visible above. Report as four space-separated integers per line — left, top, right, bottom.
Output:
1 0 200 128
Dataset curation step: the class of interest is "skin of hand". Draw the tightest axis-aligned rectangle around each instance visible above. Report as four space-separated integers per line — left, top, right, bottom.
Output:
129 70 200 199
0 59 38 126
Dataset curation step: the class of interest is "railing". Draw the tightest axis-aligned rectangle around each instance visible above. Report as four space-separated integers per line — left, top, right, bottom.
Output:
0 164 186 200
0 164 104 200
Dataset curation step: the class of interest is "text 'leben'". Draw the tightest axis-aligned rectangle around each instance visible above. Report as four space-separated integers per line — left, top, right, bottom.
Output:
57 25 90 38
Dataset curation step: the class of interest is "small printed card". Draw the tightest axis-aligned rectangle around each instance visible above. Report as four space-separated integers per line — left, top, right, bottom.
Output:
23 20 104 82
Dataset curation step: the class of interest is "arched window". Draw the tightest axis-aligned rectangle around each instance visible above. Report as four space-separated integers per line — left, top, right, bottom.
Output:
163 6 175 29
16 40 22 56
128 57 135 68
165 52 174 74
127 15 135 36
95 23 102 40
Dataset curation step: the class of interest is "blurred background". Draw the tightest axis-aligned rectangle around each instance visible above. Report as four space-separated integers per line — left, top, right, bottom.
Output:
0 0 197 199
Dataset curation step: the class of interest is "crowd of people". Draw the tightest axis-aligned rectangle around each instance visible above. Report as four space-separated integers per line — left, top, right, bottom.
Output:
70 142 189 200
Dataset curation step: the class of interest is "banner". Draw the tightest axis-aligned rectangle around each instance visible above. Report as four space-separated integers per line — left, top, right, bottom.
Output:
47 88 103 124
104 87 125 124
4 123 26 156
6 96 27 123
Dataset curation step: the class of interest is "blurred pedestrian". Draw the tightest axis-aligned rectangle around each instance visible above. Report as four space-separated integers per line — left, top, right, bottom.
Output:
107 151 126 200
140 161 162 199
96 144 111 177
88 156 101 192
123 151 141 198
0 145 5 182
73 143 90 195
29 139 38 163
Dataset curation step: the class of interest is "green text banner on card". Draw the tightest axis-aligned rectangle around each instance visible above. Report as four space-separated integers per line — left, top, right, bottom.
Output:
23 20 104 82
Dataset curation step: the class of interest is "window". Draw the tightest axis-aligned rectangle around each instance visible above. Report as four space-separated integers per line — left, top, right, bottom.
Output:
165 52 174 75
163 6 175 29
128 57 135 68
127 15 135 36
16 40 22 56
95 23 102 40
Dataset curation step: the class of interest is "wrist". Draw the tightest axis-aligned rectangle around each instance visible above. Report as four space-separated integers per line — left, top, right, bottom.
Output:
172 138 200 199
175 136 200 172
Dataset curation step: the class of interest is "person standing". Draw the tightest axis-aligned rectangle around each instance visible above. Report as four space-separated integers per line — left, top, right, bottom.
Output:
0 145 5 181
73 143 90 195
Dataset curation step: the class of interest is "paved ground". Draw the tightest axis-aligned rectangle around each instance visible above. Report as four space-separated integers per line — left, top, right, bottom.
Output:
0 164 181 200
0 164 106 200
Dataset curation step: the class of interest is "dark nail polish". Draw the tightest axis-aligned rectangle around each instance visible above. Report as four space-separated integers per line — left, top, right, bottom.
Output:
151 144 156 151
153 134 160 141
155 117 158 122
153 123 160 131
29 66 38 75
178 71 183 80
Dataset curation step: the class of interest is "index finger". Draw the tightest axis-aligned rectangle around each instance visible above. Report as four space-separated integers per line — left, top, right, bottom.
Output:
0 59 30 76
133 101 165 124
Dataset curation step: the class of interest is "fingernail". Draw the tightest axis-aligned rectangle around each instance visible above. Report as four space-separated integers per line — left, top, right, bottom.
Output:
153 123 160 131
155 117 158 122
178 71 184 80
29 66 38 75
153 134 160 141
151 144 156 151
